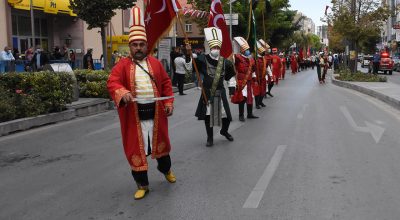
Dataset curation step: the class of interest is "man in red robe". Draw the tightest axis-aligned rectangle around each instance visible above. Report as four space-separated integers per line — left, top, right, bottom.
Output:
233 37 258 122
271 48 282 86
290 52 298 74
255 39 269 109
280 52 286 80
107 6 176 200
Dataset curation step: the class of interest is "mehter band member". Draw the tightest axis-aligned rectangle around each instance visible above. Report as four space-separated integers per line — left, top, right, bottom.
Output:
194 27 235 147
233 37 258 122
107 6 176 200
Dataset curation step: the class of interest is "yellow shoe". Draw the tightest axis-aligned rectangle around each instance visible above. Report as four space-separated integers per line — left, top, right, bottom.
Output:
134 187 149 200
165 170 176 183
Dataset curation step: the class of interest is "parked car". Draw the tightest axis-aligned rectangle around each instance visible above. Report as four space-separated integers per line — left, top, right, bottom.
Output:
368 52 394 75
361 55 373 68
392 56 400 71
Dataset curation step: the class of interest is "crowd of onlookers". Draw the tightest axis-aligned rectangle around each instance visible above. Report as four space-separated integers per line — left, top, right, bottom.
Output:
0 45 117 73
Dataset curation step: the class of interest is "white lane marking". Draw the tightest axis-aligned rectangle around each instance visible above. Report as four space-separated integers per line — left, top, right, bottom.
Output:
340 106 385 143
86 122 120 136
297 104 309 120
243 145 287 209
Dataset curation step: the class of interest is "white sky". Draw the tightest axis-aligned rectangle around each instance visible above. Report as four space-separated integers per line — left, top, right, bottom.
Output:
289 0 332 27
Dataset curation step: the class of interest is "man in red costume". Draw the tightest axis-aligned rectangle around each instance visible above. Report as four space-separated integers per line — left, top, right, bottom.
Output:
107 6 176 200
255 39 272 109
280 52 286 80
271 48 282 86
290 52 298 74
233 37 258 121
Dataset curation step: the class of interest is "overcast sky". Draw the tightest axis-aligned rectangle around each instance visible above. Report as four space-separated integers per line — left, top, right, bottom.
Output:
289 0 332 27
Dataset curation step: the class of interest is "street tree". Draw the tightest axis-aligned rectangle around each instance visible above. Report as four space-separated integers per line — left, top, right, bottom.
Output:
69 0 135 69
328 0 390 72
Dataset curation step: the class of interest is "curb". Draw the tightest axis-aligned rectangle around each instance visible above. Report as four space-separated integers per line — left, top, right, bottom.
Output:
331 75 400 111
0 109 76 137
0 83 196 137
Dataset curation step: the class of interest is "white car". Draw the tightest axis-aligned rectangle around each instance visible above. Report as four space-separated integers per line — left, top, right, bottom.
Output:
361 56 373 68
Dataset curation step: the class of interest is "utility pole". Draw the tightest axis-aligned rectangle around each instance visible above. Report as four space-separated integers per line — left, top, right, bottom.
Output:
229 0 232 41
30 0 35 48
350 0 357 73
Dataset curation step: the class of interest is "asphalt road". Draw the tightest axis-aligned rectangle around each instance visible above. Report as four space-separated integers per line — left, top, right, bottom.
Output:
1 67 400 220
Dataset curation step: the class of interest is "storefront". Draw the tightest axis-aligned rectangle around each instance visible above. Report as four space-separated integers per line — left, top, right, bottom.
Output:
7 0 78 57
176 37 205 53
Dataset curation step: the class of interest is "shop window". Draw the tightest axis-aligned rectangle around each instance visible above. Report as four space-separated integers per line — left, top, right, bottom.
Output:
12 15 18 35
18 16 32 36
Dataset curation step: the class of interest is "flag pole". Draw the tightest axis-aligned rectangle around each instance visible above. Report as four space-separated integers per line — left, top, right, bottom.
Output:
176 12 208 105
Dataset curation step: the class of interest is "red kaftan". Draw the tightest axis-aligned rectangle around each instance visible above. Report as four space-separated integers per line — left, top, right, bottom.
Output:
107 56 174 172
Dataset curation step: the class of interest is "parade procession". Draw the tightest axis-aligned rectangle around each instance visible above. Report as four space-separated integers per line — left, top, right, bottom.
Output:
106 0 295 200
5 0 400 219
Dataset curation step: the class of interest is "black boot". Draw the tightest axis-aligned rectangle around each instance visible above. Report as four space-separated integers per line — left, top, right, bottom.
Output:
220 118 234 141
204 116 213 147
260 98 266 107
255 96 261 109
247 104 259 119
239 102 245 122
267 83 274 97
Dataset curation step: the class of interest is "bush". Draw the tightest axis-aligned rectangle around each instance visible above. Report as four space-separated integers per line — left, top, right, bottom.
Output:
335 66 387 82
0 71 73 122
74 70 110 98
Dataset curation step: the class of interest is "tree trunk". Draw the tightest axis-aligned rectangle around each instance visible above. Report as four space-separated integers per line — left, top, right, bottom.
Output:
100 26 108 70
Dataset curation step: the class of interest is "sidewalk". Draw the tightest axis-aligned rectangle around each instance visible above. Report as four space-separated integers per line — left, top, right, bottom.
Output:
0 83 195 137
331 72 400 111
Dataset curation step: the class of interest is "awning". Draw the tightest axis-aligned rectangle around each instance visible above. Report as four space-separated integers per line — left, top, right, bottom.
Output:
8 0 76 16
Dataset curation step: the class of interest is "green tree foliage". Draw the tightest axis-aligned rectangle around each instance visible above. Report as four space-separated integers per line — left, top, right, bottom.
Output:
69 0 135 68
289 31 323 52
329 0 390 53
187 0 300 49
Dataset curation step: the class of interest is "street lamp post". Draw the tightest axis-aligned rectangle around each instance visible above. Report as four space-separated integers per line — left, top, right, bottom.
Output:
30 0 35 48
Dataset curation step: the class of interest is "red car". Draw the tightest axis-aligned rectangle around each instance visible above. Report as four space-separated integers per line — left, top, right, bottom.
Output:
369 52 394 75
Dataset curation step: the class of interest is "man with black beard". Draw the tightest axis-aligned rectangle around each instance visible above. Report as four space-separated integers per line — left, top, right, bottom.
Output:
107 6 176 200
194 27 235 147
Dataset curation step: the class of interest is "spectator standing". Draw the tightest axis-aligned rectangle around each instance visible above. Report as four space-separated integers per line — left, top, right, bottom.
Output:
0 46 15 73
53 46 63 60
83 49 94 70
31 46 49 71
111 50 119 66
174 47 192 95
69 50 76 69
62 45 70 61
170 46 181 86
372 51 380 74
100 54 105 70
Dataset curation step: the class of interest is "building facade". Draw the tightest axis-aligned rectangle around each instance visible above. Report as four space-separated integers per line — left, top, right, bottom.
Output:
0 0 144 65
317 25 329 47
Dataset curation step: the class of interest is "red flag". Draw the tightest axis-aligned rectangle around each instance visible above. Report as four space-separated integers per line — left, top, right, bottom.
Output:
208 0 232 58
145 0 181 52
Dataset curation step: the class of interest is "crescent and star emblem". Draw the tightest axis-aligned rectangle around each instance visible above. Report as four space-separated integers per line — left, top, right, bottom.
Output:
211 0 224 29
155 0 166 14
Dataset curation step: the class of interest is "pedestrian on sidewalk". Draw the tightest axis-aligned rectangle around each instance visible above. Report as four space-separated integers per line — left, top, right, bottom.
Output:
0 46 15 73
372 51 380 74
107 6 176 200
174 47 192 95
83 48 94 70
194 27 235 147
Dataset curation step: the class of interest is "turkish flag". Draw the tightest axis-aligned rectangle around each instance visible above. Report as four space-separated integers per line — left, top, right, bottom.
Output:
144 0 181 53
208 0 233 58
